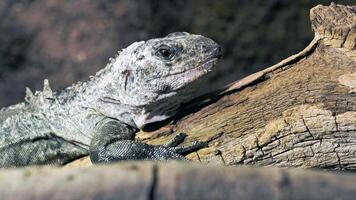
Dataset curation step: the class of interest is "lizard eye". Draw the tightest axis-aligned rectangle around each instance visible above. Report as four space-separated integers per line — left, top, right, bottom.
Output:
155 45 175 61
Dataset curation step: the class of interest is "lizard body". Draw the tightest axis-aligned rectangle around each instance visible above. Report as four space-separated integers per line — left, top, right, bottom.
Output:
0 32 221 167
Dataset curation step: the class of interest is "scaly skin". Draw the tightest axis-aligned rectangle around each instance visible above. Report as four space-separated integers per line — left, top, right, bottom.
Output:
0 32 221 167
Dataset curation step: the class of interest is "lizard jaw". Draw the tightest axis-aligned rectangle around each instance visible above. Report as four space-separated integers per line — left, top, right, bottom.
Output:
134 112 171 129
200 57 219 72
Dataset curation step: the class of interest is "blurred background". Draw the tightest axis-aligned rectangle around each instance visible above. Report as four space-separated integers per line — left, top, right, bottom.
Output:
0 0 353 107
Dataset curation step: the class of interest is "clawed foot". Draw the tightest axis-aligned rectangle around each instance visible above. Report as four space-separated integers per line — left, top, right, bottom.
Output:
164 133 208 156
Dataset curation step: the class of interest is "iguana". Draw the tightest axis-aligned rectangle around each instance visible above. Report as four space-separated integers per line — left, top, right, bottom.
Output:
0 32 222 167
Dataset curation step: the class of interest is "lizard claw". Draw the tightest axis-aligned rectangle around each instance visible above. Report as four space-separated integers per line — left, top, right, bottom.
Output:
164 132 187 147
164 132 208 156
174 141 208 156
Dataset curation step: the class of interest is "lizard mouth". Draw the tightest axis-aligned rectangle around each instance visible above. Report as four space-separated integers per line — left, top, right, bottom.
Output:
197 46 222 73
183 46 222 81
199 57 219 73
173 56 220 91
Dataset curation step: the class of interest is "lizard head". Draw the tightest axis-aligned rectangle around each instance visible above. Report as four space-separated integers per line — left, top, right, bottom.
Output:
106 32 221 128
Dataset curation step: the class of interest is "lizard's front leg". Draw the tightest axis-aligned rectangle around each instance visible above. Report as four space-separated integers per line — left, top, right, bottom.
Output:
89 118 208 163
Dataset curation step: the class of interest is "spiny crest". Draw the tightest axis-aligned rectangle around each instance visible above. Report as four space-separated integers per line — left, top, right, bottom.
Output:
94 50 122 77
25 79 54 106
64 50 122 94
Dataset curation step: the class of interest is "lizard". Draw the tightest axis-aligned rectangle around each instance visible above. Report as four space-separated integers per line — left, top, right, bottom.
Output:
0 32 222 167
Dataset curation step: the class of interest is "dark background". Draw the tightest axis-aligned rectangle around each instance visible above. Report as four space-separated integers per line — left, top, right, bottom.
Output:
0 0 353 107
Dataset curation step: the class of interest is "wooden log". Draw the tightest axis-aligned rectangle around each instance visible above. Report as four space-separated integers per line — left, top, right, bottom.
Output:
3 161 356 200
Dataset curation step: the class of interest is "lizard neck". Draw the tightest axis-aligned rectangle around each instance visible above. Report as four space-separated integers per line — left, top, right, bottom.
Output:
57 62 138 128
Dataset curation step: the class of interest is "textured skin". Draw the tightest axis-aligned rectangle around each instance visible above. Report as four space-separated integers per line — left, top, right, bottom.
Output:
0 32 221 167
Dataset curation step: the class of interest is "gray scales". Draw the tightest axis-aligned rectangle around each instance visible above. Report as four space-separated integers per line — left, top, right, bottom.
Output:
0 32 222 167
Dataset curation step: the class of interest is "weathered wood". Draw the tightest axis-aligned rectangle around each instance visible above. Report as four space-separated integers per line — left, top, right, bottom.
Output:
3 161 356 200
67 3 356 170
